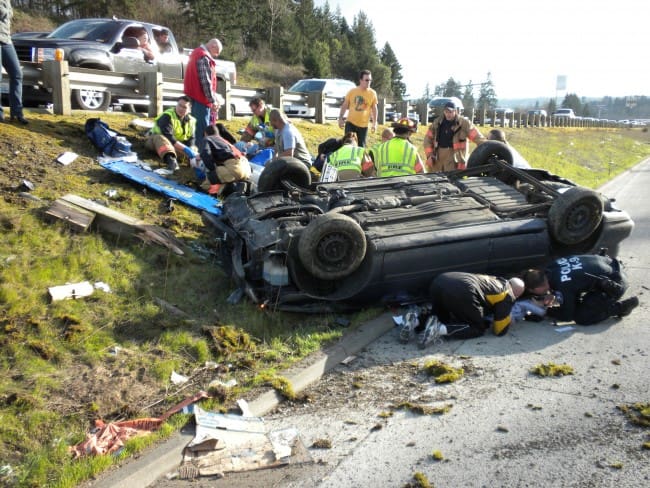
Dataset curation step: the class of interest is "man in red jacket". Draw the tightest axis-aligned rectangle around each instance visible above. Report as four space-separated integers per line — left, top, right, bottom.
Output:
184 38 222 149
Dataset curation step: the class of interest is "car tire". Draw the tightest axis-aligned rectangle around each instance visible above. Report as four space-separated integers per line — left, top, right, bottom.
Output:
298 213 366 280
548 187 603 245
73 88 112 111
257 157 311 192
467 141 514 168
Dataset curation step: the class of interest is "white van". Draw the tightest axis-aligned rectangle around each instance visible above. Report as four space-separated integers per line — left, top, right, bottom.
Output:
283 78 356 119
553 108 576 118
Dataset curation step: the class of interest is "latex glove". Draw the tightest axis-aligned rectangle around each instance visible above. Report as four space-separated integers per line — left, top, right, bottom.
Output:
183 146 197 159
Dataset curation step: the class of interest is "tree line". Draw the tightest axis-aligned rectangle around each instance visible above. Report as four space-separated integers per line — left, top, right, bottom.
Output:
13 0 649 117
12 0 407 99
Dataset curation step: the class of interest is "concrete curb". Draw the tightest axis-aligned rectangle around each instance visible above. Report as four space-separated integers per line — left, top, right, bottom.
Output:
90 312 395 488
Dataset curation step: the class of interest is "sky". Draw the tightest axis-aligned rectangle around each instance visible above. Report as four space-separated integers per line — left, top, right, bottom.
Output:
314 0 648 101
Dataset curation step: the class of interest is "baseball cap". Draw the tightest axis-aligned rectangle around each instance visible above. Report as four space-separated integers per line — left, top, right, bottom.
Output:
444 101 456 111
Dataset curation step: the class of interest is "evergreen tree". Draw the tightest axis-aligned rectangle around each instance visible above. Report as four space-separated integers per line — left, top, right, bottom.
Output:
434 78 462 97
562 93 582 114
476 72 497 111
380 42 406 99
462 81 476 113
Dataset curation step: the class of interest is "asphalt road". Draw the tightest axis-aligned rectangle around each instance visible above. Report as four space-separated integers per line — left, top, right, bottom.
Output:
115 158 650 488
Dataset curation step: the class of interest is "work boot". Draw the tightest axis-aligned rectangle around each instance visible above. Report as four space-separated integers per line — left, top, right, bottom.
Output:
418 315 445 349
164 153 179 172
616 296 639 317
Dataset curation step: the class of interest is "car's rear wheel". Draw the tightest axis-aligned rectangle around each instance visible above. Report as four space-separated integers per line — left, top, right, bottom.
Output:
257 157 311 192
467 140 514 168
298 213 366 280
548 187 603 245
73 88 111 111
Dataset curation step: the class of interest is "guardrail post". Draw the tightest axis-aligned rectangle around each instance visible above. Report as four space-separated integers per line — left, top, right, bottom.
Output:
416 101 429 127
308 91 325 124
377 98 386 125
44 60 71 116
267 86 283 111
217 79 231 120
396 101 408 121
140 71 163 117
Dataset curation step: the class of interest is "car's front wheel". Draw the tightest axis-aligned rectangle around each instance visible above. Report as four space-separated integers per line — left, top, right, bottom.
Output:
298 213 366 280
548 187 603 245
73 88 111 111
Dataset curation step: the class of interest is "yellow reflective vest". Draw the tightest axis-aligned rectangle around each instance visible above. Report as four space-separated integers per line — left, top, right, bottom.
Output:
152 107 196 142
375 138 419 177
327 144 366 174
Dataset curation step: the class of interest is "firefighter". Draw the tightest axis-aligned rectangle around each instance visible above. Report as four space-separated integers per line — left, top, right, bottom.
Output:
423 101 486 172
374 118 424 177
325 132 375 181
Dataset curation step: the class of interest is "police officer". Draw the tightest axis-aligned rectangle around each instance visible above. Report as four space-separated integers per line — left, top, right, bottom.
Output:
522 254 639 325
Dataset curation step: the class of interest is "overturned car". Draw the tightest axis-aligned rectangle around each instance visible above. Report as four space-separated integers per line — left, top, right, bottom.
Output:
204 142 634 312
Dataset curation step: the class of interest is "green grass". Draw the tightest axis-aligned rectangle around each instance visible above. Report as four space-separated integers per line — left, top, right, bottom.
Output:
1 110 649 487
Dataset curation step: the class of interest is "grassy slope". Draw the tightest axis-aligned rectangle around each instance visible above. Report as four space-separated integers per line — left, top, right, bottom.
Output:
0 111 649 487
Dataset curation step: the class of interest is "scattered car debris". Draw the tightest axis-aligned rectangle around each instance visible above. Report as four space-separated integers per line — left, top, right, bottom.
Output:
18 179 35 191
69 391 210 458
56 152 78 166
171 371 189 385
340 355 357 365
48 281 95 301
181 405 308 477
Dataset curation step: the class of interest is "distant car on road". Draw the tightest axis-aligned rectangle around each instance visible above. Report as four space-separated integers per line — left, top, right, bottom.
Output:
283 78 355 119
428 96 464 121
528 109 547 117
553 108 576 118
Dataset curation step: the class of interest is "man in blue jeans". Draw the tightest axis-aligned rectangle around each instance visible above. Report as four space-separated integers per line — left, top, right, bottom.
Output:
1 0 27 124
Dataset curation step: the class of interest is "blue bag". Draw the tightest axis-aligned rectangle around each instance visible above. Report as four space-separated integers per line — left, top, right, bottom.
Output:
85 118 132 157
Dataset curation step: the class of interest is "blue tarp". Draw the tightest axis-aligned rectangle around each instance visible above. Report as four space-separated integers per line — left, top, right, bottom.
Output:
99 159 222 215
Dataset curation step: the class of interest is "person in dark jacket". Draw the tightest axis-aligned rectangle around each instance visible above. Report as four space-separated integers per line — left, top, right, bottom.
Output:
200 125 251 195
522 254 639 325
404 272 525 348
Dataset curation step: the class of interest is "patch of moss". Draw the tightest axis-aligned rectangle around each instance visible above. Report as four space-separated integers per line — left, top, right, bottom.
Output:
260 374 296 401
311 438 331 449
403 471 433 488
431 449 444 461
378 411 393 418
202 325 256 359
617 402 650 428
422 360 464 384
393 401 453 416
530 362 574 377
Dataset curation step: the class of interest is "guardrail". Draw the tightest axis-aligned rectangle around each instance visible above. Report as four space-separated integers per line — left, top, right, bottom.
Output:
3 61 625 128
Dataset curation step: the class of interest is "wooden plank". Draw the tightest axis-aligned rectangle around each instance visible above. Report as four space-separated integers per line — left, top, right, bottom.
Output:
45 199 96 232
58 194 185 255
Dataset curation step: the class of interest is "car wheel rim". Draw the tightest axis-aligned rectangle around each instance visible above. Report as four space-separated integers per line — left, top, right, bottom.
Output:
316 234 352 270
79 89 104 109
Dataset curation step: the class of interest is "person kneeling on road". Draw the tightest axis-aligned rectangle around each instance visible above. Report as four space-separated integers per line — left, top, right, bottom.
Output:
200 124 252 196
146 96 198 172
401 272 524 349
521 253 639 325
